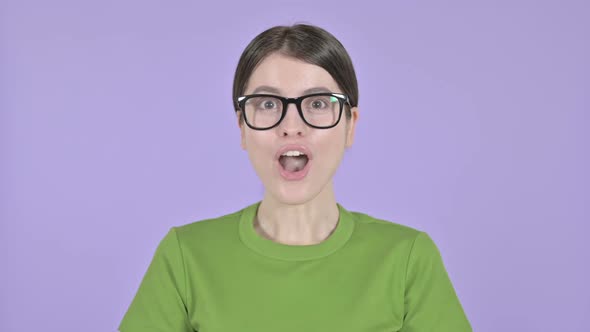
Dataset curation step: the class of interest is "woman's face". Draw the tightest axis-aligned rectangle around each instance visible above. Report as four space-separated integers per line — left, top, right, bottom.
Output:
238 52 359 205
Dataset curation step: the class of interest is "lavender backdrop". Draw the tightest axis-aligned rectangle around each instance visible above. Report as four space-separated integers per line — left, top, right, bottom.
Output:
1 1 588 331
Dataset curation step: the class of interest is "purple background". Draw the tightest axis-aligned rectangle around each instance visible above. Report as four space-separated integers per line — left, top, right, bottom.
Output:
1 1 588 331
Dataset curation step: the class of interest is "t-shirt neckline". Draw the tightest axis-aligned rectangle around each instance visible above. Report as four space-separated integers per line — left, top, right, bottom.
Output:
238 201 355 261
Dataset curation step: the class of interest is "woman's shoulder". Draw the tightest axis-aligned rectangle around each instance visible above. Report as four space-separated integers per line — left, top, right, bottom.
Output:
343 207 444 268
346 207 424 243
172 203 252 239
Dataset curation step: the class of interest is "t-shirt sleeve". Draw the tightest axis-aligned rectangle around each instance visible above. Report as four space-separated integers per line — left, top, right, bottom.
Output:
119 227 193 332
400 232 472 332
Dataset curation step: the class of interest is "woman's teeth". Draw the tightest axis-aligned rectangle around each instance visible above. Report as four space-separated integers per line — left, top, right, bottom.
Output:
281 150 306 157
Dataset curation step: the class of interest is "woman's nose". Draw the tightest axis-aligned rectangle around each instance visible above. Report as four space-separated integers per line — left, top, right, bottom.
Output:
277 103 306 136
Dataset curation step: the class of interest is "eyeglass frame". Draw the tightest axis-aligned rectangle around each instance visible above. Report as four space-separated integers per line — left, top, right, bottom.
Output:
235 92 351 130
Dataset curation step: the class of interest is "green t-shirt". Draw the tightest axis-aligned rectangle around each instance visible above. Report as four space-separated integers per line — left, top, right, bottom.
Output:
119 201 471 331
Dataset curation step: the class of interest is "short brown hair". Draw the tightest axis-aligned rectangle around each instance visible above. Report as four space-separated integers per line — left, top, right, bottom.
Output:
232 24 359 122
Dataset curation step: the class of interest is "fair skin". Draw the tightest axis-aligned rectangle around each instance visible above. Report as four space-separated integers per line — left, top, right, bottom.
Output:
237 52 359 246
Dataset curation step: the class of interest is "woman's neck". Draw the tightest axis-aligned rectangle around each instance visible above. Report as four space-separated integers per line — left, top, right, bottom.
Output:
255 184 340 246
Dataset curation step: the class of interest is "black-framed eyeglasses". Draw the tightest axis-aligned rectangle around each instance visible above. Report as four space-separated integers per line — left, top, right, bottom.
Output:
236 92 350 130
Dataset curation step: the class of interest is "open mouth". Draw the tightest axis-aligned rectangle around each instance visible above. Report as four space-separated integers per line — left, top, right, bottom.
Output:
278 152 309 173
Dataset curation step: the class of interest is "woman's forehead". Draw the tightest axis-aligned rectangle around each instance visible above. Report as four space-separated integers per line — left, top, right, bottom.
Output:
244 53 339 95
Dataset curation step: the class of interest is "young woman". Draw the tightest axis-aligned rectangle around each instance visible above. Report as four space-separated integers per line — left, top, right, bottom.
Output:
119 24 472 332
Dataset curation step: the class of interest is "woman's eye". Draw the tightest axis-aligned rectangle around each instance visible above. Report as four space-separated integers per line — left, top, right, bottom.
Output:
311 99 327 108
260 100 277 109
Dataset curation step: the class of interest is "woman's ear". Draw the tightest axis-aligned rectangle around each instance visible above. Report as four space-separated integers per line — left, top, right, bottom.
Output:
237 111 247 150
345 107 359 148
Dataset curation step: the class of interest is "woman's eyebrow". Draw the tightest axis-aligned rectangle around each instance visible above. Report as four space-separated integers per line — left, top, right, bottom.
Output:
302 87 332 95
251 85 281 94
250 86 333 95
